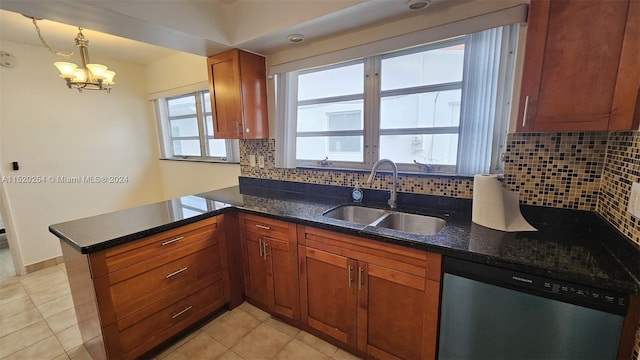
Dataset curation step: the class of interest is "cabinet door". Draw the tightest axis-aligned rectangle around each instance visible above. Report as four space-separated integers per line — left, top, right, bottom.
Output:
357 262 439 360
208 51 243 139
265 237 300 320
517 0 631 131
240 231 268 307
300 246 357 347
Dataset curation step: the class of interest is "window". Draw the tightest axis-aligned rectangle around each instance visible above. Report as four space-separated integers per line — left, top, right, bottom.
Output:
154 91 238 162
278 25 517 175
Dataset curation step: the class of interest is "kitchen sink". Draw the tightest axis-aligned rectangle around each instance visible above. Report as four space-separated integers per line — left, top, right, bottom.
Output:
375 212 445 235
323 205 445 235
323 205 387 225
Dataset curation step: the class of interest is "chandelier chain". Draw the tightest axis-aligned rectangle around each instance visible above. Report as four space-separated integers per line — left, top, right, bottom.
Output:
31 18 76 58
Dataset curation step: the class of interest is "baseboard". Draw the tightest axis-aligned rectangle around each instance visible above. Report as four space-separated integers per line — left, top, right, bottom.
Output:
25 256 65 274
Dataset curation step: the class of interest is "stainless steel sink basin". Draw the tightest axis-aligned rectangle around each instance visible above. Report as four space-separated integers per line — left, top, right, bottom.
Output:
323 205 387 225
374 212 445 235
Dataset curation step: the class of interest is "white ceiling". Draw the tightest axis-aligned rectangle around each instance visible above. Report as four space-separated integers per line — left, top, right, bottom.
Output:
0 0 465 65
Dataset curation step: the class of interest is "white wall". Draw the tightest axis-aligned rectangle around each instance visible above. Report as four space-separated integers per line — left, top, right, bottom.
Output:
0 40 164 267
146 51 241 199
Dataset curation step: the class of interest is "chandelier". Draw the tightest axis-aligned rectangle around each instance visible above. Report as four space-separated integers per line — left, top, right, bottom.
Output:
29 17 116 93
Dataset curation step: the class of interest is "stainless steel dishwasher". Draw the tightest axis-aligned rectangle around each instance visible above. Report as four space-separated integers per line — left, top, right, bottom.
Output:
438 257 628 360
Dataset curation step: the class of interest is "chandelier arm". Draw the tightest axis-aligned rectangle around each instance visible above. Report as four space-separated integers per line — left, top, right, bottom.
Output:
30 18 76 58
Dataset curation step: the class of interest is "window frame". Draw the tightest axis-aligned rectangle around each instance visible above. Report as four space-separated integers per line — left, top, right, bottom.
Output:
294 37 466 174
154 90 239 163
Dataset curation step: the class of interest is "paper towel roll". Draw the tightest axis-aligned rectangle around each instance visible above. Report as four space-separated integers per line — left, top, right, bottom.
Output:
472 175 537 232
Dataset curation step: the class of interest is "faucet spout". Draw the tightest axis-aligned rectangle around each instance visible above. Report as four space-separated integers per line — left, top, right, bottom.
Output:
366 159 398 209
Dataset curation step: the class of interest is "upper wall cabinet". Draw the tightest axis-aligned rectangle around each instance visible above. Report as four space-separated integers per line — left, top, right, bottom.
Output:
517 0 640 132
207 49 269 139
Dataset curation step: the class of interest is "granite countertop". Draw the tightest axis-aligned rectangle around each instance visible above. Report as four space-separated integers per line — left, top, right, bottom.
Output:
50 179 640 295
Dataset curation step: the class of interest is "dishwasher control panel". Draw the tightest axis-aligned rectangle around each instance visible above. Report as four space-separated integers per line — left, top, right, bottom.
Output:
444 257 629 315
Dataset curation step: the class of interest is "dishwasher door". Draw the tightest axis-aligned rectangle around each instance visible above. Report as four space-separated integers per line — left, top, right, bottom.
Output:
438 259 626 360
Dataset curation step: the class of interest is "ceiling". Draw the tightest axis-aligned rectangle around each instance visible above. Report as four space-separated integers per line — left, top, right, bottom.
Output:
0 0 465 65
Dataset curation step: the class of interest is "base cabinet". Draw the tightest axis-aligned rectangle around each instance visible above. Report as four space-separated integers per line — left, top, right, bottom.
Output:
298 226 442 359
62 216 229 360
240 213 300 320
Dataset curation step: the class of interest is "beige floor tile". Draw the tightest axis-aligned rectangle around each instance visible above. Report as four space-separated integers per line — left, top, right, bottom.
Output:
0 295 36 320
46 307 78 334
67 345 94 360
217 350 245 360
58 263 67 273
54 354 71 360
275 338 329 360
55 324 83 351
0 307 43 337
331 349 362 360
27 280 71 306
19 266 64 287
38 294 74 319
237 302 270 321
2 335 66 360
201 309 261 348
264 317 300 337
155 330 201 359
0 320 55 358
0 281 29 307
231 323 292 360
163 332 228 360
295 331 338 357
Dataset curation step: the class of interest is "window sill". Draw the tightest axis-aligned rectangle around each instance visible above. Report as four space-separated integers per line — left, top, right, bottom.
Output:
295 165 474 179
159 157 239 165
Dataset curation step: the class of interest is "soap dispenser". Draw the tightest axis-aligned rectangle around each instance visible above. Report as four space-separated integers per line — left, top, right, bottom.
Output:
352 182 363 203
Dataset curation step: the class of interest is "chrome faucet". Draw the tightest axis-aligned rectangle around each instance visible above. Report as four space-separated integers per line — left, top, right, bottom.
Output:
366 159 398 209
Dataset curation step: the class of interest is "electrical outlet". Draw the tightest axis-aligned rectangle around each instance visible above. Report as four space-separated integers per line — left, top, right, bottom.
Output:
258 155 265 169
628 182 640 218
249 154 256 167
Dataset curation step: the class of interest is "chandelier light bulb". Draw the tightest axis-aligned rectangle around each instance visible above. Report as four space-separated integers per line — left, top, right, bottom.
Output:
72 68 88 83
103 70 116 85
86 64 108 80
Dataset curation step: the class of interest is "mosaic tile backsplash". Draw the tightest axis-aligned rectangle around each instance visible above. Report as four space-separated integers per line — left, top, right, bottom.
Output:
598 131 640 246
502 132 608 210
239 130 639 245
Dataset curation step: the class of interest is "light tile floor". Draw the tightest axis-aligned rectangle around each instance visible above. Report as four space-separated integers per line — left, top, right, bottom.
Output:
0 264 362 360
0 247 16 280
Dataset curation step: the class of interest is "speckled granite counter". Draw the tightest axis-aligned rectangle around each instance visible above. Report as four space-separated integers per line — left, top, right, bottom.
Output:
50 179 640 294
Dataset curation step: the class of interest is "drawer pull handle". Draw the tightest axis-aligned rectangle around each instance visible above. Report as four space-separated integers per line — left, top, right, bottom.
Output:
258 239 263 257
255 224 271 230
263 243 269 260
171 305 193 319
165 267 187 279
348 265 353 288
358 267 363 290
161 236 184 246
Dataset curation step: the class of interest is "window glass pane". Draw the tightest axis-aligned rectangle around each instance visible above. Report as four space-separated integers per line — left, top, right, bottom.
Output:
380 90 461 129
207 138 227 157
298 101 364 132
297 136 363 162
180 207 204 217
169 118 199 137
172 139 201 156
380 134 458 165
381 44 465 91
167 95 197 117
298 62 364 101
203 92 211 114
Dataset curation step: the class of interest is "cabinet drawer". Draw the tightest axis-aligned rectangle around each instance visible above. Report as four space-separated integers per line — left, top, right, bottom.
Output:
120 280 226 358
109 245 221 320
99 217 218 275
240 213 295 242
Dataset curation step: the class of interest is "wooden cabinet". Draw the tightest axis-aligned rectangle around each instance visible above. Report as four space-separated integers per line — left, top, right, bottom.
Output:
207 49 269 139
62 216 229 360
517 0 640 132
298 226 442 359
239 213 300 320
